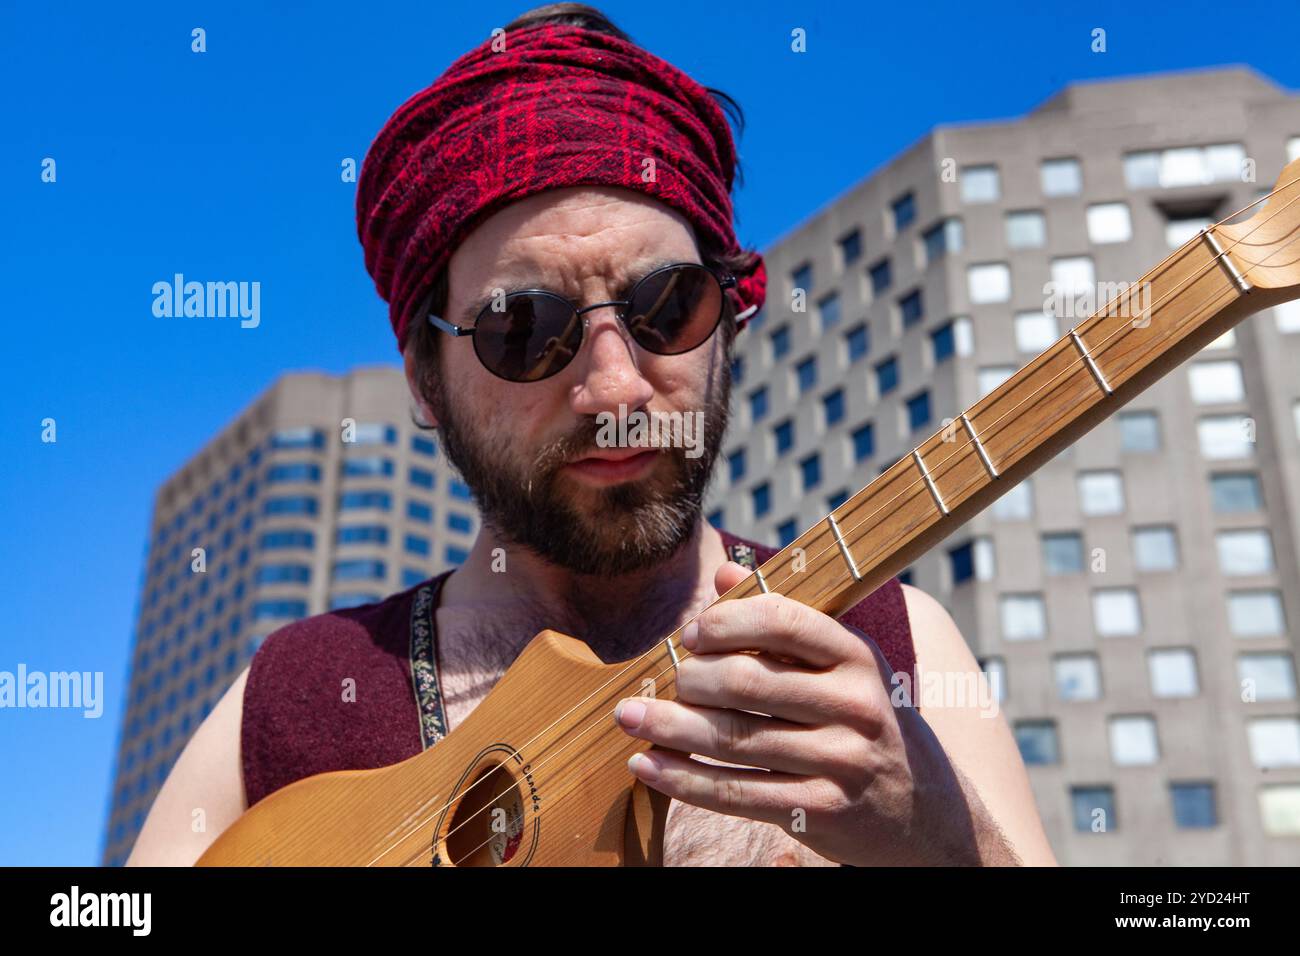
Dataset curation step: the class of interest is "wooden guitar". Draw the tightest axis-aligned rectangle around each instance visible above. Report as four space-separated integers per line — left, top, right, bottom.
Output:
196 157 1300 866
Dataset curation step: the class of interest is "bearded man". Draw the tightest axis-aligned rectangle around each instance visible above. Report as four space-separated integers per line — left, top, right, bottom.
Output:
129 3 1056 867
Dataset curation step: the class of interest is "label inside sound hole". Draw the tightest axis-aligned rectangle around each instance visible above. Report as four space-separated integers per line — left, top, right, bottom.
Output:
489 787 526 864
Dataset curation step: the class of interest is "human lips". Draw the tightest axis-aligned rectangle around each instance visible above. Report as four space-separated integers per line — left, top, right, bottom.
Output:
564 448 660 484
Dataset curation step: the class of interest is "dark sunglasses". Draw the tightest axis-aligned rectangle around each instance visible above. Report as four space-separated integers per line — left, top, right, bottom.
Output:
424 262 737 383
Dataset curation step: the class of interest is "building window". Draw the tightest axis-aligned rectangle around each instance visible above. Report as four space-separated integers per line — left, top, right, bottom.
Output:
270 427 324 450
852 423 875 462
1188 360 1245 405
776 519 798 548
445 545 469 566
267 462 321 483
875 357 899 396
752 482 771 519
1123 143 1246 189
263 496 318 517
407 500 433 523
1078 470 1125 515
1166 215 1212 249
770 325 791 361
447 512 473 534
333 559 385 582
967 263 1011 303
1247 717 1300 769
1227 590 1286 637
749 386 769 423
1133 526 1179 571
1260 785 1300 836
1014 311 1057 353
826 488 849 511
774 419 795 456
977 366 1015 399
791 262 813 296
960 164 1000 203
1086 202 1132 244
1171 783 1218 829
706 509 724 529
343 456 394 479
254 564 310 585
799 453 822 491
1119 411 1160 452
1213 468 1262 511
922 218 963 263
1094 588 1142 636
411 435 437 457
991 480 1033 520
338 490 391 511
728 448 746 483
259 529 314 550
330 593 381 611
336 525 388 545
1042 532 1084 574
1054 654 1101 702
869 258 892 295
252 599 307 621
1000 593 1046 641
846 324 869 362
1237 653 1297 701
1216 529 1274 576
979 657 1007 703
1050 256 1095 298
1197 414 1254 459
1071 786 1116 832
898 289 924 328
795 355 818 393
1148 648 1199 697
409 467 435 489
1110 715 1159 765
838 230 862 266
1005 210 1046 249
892 191 916 232
1041 157 1082 196
948 538 993 586
731 355 744 385
930 321 956 364
404 534 430 557
905 391 931 431
1014 721 1060 765
822 389 844 427
817 293 841 330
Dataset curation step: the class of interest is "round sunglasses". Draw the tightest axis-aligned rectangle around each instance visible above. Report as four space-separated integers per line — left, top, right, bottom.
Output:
424 262 737 383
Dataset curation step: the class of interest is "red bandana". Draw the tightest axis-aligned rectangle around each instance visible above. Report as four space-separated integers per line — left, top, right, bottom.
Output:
356 22 767 352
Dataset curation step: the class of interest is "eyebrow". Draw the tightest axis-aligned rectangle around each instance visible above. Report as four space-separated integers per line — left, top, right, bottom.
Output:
456 255 691 328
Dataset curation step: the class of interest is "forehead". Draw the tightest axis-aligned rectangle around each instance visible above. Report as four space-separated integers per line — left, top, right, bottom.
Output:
447 186 700 300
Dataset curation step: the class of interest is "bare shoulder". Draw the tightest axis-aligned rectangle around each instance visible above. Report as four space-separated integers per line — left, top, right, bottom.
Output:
897 584 1059 866
125 666 249 866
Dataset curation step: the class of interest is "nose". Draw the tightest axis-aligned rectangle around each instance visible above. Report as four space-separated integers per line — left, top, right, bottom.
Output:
568 305 655 418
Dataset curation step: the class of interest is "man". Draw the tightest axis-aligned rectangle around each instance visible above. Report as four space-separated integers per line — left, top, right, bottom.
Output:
129 5 1056 867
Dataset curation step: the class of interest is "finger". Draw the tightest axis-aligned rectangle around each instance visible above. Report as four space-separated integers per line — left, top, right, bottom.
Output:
713 559 752 596
615 697 849 776
675 652 857 725
684 593 865 669
625 747 819 828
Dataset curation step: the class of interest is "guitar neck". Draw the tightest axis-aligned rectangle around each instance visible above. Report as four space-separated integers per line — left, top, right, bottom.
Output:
721 229 1293 624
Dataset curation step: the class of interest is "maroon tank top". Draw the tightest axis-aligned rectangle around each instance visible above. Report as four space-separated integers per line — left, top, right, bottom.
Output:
240 528 916 806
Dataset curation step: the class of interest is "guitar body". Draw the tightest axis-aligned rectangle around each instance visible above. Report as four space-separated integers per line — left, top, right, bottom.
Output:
196 629 669 866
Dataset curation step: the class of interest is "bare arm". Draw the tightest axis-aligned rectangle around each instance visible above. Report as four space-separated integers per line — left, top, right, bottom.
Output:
125 666 249 866
901 585 1058 866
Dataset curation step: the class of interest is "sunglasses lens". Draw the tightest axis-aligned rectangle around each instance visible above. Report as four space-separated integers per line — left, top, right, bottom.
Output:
473 293 582 382
625 264 723 355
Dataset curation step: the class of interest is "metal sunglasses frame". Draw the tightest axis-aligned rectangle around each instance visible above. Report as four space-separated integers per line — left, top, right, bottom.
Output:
422 261 738 382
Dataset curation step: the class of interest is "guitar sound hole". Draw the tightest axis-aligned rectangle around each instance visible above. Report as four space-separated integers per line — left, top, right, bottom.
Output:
445 762 526 866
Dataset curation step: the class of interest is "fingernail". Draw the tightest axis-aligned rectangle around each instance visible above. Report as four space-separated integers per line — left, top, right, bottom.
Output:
628 752 660 782
615 698 646 729
681 620 699 650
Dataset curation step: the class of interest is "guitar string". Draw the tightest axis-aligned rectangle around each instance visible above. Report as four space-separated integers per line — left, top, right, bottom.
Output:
371 174 1300 866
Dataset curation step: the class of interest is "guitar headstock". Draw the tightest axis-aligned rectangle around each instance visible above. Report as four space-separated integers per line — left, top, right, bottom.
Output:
1216 155 1300 291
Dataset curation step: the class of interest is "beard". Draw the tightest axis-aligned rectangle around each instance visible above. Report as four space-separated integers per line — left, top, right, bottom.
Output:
425 354 732 578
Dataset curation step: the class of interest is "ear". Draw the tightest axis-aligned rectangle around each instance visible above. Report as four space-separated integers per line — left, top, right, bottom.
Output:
402 339 441 430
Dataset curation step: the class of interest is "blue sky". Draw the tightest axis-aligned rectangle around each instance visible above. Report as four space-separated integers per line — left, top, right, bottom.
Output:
2 0 1298 865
